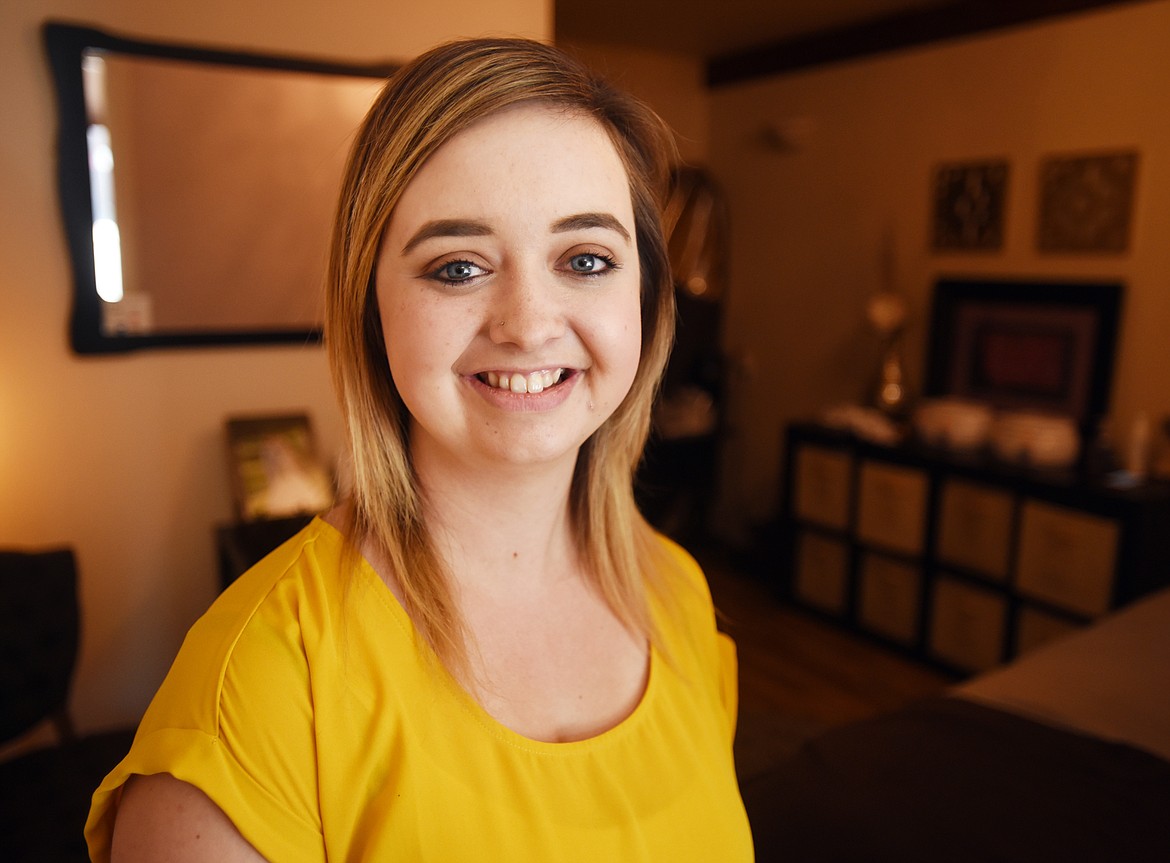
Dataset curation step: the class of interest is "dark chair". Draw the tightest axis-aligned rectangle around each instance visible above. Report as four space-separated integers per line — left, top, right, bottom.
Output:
0 548 135 862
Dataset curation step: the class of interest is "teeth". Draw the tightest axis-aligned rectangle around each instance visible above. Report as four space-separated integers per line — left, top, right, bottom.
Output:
482 368 564 394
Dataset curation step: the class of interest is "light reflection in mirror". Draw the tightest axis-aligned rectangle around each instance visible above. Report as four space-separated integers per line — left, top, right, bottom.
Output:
87 121 124 304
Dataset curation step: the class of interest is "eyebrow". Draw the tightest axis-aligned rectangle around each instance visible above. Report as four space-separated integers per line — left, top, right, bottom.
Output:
552 212 631 242
401 219 492 255
400 211 632 255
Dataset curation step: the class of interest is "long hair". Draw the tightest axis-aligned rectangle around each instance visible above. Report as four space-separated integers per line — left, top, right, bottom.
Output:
325 38 677 679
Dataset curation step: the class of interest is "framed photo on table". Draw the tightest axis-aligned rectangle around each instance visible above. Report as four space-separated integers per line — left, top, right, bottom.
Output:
225 413 334 521
924 278 1122 430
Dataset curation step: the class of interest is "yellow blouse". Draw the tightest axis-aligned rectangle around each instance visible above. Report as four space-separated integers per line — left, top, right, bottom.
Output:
86 518 752 861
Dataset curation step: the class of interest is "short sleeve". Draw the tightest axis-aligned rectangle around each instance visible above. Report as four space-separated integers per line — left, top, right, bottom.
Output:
85 557 327 863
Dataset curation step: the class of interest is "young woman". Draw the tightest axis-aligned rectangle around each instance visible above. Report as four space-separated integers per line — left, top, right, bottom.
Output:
87 38 752 861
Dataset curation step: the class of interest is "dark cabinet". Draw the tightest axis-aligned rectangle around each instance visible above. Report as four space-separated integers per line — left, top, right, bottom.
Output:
779 422 1170 674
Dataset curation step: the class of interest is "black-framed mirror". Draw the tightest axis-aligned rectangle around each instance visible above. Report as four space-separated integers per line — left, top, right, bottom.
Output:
43 22 395 354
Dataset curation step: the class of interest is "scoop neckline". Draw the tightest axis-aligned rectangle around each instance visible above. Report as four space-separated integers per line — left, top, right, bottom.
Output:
310 516 659 754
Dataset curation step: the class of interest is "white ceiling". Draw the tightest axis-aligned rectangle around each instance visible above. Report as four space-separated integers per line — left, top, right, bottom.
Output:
555 0 960 58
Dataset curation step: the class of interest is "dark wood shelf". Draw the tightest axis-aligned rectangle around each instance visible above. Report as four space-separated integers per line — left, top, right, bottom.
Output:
777 422 1170 674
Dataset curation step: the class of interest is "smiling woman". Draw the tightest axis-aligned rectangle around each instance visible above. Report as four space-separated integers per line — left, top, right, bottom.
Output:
85 37 753 862
378 104 644 475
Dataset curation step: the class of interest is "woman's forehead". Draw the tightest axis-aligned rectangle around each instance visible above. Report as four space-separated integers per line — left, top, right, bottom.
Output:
384 103 636 245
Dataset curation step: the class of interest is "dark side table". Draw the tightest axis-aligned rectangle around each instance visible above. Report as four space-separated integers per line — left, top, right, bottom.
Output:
215 515 313 590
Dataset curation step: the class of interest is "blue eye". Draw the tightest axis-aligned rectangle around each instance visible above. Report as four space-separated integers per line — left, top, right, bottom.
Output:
432 260 486 284
567 253 617 275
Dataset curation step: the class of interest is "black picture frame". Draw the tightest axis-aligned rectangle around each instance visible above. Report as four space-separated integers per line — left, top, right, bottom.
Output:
42 21 394 354
924 277 1122 434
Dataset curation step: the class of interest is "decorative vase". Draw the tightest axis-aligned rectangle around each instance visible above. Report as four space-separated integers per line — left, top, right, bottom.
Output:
873 334 911 419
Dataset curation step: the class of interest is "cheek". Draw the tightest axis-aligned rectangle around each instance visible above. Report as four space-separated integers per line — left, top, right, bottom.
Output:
598 287 644 394
381 295 476 402
383 336 419 400
380 300 434 402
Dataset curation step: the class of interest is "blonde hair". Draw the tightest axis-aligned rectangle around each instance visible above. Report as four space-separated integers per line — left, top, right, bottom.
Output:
326 38 677 678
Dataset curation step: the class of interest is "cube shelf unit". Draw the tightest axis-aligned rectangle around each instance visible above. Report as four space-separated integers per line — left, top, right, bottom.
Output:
779 421 1170 675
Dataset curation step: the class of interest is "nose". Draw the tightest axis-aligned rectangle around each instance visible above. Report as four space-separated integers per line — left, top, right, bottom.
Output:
489 268 566 350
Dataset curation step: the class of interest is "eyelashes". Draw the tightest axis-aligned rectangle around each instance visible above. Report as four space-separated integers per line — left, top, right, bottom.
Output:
566 252 619 275
429 259 488 285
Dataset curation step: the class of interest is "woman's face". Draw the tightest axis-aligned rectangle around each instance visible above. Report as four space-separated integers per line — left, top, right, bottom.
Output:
375 103 643 476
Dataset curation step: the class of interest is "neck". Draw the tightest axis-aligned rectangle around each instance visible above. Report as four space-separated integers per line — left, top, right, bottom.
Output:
412 442 584 594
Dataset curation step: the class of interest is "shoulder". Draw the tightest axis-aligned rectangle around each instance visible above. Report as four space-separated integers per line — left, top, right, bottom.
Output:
643 532 739 737
88 520 351 862
647 531 715 611
643 531 723 655
219 517 350 636
651 532 706 579
140 518 348 739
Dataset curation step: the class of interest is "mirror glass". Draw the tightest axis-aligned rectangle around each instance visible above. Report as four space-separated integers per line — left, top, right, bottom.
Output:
44 23 393 353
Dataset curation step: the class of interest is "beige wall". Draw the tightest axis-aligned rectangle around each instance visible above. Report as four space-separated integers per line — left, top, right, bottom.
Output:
708 2 1170 537
559 41 710 166
0 0 549 732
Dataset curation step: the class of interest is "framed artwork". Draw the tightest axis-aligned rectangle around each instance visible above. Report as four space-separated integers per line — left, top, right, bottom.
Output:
924 278 1122 429
931 160 1009 251
225 413 333 521
1037 150 1139 253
